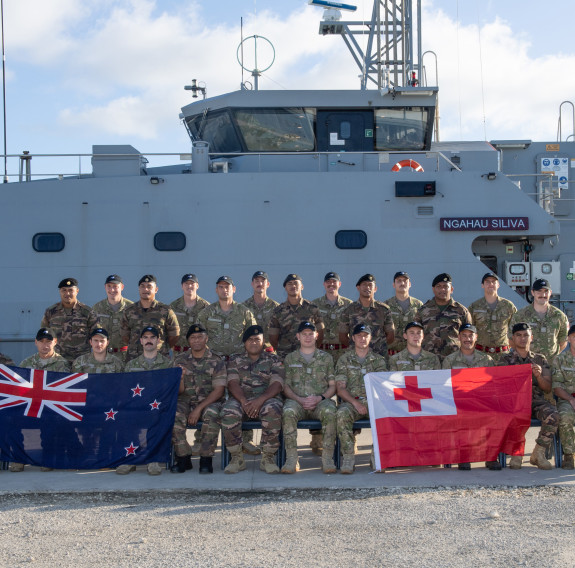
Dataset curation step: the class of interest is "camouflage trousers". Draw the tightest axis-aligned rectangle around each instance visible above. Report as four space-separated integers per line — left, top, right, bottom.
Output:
533 401 559 449
557 400 575 454
221 397 283 452
282 399 336 451
337 401 369 455
172 396 222 458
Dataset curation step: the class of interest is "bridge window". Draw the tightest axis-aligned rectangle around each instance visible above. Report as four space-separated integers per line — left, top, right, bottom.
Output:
32 233 65 252
154 232 186 252
374 107 430 151
186 110 242 153
335 230 367 249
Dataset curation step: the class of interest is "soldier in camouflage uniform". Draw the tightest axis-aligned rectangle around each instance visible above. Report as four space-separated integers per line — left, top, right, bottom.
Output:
72 328 124 374
172 324 227 474
338 274 395 358
41 278 100 365
281 322 337 474
269 274 324 360
336 324 387 474
442 323 497 470
468 272 516 361
10 328 71 472
389 321 441 371
197 276 256 358
92 274 133 361
222 325 285 474
499 323 559 470
120 275 180 361
170 273 210 354
510 278 569 363
552 324 575 470
384 271 423 356
0 352 14 365
242 271 279 345
416 273 472 362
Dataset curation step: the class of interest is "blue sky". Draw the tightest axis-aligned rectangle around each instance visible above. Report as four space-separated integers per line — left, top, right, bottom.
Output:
2 0 574 179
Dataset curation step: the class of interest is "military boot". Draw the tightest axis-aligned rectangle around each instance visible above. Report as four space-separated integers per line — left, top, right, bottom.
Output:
310 433 323 456
529 443 553 470
224 445 246 474
259 451 280 474
199 456 213 474
508 455 523 469
9 462 24 472
322 450 337 474
562 454 574 470
242 431 262 455
170 455 193 473
281 449 299 474
340 454 355 474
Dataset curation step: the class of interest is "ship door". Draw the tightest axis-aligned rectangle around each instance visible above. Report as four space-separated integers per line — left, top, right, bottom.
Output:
316 111 374 152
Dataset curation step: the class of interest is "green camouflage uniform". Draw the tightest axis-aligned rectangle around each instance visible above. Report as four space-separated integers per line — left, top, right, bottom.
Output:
552 350 575 454
335 349 387 454
72 352 124 373
222 351 285 451
416 298 472 361
173 348 226 457
20 353 70 372
0 353 15 366
338 299 395 358
197 302 256 358
169 295 210 351
242 296 279 344
41 302 100 364
499 351 559 448
384 296 423 355
510 304 569 361
282 349 336 451
269 298 325 360
92 297 134 360
442 349 494 369
120 300 180 361
388 349 441 371
468 297 516 358
124 352 173 372
312 294 352 362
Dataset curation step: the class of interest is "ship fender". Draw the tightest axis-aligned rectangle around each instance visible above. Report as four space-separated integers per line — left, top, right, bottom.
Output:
391 159 424 172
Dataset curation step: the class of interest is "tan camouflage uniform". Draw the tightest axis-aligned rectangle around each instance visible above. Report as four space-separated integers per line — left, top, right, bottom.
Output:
92 297 134 360
269 299 325 360
124 352 173 372
312 294 352 362
282 349 336 451
242 296 279 344
441 349 494 369
222 351 285 451
338 300 395 358
71 353 124 373
384 296 423 354
499 351 559 448
173 348 226 457
197 302 256 358
335 349 387 454
388 349 441 371
416 299 472 361
0 353 15 366
19 353 70 372
120 300 180 361
552 350 575 455
468 297 516 360
41 302 100 364
169 295 210 351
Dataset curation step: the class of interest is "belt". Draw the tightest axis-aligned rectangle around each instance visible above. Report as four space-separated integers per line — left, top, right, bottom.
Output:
107 346 127 353
173 346 190 352
320 343 342 351
475 344 509 354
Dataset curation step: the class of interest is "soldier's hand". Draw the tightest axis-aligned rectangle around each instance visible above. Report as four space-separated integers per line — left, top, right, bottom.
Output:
243 398 263 418
353 401 368 415
188 408 201 426
531 363 542 379
301 396 320 410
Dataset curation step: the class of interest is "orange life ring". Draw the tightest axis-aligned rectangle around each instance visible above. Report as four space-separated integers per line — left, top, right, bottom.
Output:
391 159 424 172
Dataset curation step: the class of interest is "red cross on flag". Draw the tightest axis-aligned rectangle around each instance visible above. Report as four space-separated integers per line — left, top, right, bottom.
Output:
364 365 532 469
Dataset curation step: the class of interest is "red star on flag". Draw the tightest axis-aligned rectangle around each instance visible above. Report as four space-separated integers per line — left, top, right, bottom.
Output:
124 442 138 456
149 400 161 410
104 408 118 421
131 384 144 397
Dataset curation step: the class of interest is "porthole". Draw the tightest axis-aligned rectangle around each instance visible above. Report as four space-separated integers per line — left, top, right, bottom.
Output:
154 232 186 251
32 233 65 252
335 230 367 250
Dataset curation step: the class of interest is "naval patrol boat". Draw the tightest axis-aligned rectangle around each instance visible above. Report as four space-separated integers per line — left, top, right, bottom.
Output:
0 0 572 361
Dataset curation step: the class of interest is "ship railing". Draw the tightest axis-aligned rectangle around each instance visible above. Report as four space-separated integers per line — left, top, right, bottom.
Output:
1 149 462 182
504 172 560 216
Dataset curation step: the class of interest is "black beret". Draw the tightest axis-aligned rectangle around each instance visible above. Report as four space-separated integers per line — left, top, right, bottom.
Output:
283 274 302 287
512 322 531 334
356 274 375 286
58 278 78 288
432 273 452 287
242 325 265 343
186 324 207 339
139 274 156 285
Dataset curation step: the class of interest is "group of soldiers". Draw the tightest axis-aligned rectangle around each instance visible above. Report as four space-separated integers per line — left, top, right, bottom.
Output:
1 267 574 475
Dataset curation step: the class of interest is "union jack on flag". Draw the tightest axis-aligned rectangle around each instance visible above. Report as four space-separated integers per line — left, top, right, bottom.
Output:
0 364 88 421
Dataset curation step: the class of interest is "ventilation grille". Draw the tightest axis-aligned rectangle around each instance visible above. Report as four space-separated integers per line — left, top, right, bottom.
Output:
416 206 434 216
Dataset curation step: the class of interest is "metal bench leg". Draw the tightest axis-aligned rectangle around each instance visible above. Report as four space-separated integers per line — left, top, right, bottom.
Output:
498 452 507 468
220 428 230 470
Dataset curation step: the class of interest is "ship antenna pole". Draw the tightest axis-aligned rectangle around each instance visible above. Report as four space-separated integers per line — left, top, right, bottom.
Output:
1 0 7 183
240 17 245 87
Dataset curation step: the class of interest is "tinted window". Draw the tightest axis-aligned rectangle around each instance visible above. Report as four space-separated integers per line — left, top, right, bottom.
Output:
335 230 367 249
33 233 65 252
154 232 186 252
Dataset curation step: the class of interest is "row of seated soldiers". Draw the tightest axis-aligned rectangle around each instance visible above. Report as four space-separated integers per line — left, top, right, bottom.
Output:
1 268 573 473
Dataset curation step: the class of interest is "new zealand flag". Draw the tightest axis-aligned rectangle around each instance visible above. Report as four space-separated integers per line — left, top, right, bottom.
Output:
0 365 181 469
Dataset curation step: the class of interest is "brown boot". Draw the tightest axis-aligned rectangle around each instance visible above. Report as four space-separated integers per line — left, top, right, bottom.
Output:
242 431 261 455
322 450 337 474
562 454 574 470
259 451 280 474
508 455 523 469
281 449 299 474
529 443 553 470
340 454 355 474
224 445 246 474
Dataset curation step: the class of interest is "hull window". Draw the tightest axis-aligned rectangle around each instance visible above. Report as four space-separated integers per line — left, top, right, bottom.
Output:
154 232 186 252
335 230 367 249
32 233 65 252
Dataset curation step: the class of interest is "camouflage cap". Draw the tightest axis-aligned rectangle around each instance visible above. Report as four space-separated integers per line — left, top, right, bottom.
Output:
458 323 477 334
138 274 157 285
512 322 531 334
532 278 551 291
105 274 123 284
297 321 316 332
181 273 198 284
393 271 410 281
481 272 499 283
242 324 265 343
324 271 341 282
404 321 424 332
356 274 375 286
58 278 78 288
90 327 109 339
140 325 159 338
283 273 302 287
252 270 269 281
432 273 452 287
352 323 372 335
216 275 234 286
35 328 55 341
186 324 207 339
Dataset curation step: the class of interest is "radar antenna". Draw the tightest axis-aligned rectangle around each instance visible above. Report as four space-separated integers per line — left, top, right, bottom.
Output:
237 35 275 91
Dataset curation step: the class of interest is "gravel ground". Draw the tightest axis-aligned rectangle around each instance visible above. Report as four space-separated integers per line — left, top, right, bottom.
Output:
0 486 573 567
